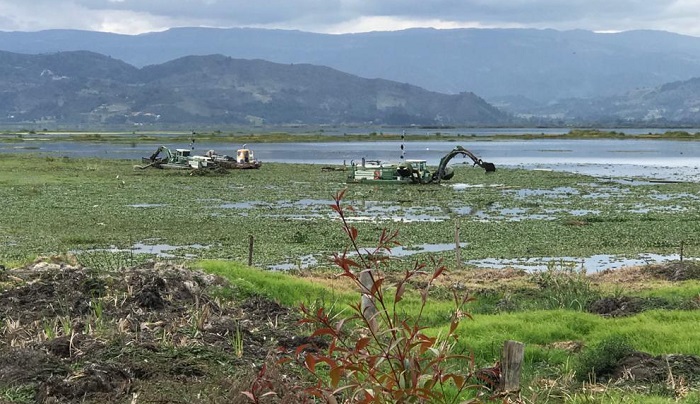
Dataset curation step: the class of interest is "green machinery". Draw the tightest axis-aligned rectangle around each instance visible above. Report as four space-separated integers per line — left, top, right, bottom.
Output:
141 146 216 169
142 144 262 170
347 146 495 184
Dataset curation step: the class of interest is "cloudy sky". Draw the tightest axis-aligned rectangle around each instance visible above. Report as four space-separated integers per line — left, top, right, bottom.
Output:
0 0 699 37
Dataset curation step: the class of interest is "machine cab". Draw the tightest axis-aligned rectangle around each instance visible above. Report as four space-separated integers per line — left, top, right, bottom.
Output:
237 148 254 163
406 159 428 174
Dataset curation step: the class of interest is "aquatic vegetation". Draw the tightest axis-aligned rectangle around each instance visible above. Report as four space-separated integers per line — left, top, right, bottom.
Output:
0 154 698 271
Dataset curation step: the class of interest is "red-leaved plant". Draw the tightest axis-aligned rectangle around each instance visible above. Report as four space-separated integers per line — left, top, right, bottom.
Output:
292 189 484 403
245 189 483 403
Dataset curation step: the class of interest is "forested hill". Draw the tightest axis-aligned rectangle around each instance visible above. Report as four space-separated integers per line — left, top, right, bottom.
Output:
0 51 509 127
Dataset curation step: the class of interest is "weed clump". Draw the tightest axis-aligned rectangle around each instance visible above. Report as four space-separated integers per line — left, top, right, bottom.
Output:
575 335 635 382
530 262 599 311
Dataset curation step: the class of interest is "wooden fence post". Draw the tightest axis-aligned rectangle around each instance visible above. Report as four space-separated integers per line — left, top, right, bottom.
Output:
359 269 379 333
499 340 525 393
680 240 684 263
455 220 462 271
248 235 254 266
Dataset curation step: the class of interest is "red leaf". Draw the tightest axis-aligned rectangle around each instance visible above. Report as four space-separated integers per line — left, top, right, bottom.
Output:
370 278 384 295
449 320 459 335
431 265 446 281
355 337 371 352
319 356 337 368
395 282 406 303
305 354 317 372
350 226 358 241
276 357 292 365
335 256 360 270
330 366 343 388
451 374 466 388
311 327 336 338
240 391 255 401
295 343 310 356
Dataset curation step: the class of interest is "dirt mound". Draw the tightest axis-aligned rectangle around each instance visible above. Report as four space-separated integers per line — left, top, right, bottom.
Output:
612 351 700 384
643 261 700 281
0 258 304 403
37 362 133 404
587 296 674 317
588 296 644 317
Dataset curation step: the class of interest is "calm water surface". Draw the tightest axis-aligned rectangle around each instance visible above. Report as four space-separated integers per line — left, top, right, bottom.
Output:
2 137 699 181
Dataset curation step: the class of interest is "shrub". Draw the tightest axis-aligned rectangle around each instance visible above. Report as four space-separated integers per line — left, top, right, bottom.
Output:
301 189 486 402
246 189 484 403
575 335 635 382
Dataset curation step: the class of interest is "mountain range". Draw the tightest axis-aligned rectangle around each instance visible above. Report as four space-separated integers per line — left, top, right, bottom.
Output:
0 50 507 127
2 27 700 126
500 76 700 125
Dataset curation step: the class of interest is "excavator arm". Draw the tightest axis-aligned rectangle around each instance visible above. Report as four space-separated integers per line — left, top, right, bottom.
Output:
432 146 495 183
147 146 173 163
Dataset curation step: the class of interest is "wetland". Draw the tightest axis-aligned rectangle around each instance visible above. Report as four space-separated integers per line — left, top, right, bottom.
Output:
1 132 700 403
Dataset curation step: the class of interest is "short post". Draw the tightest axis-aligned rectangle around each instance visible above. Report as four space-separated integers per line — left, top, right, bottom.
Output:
499 340 525 393
680 240 684 263
359 269 379 333
248 235 254 267
455 221 462 271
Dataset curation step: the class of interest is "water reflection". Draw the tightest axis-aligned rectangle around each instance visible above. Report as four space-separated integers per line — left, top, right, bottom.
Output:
467 253 695 273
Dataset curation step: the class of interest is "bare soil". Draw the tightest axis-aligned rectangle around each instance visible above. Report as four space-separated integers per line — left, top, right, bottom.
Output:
0 258 310 403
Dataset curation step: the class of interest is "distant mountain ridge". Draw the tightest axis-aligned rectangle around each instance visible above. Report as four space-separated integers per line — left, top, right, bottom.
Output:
507 76 700 124
0 50 508 127
2 27 700 104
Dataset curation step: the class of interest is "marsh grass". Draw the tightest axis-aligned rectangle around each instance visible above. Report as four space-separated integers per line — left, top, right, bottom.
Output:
1 154 700 268
75 249 147 272
530 262 599 311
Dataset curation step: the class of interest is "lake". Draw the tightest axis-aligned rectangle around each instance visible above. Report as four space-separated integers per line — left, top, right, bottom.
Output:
2 137 699 181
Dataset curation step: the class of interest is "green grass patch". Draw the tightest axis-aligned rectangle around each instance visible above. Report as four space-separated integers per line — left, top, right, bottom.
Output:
0 385 34 403
198 260 354 307
194 259 700 402
196 259 700 360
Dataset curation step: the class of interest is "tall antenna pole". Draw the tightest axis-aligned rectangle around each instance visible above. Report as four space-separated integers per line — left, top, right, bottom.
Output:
400 130 405 160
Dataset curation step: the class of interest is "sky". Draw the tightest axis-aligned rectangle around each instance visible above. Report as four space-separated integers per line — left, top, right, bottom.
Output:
0 0 699 37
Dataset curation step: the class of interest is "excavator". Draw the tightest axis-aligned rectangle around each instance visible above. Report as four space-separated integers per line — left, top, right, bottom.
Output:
347 146 495 184
141 146 215 169
431 146 496 183
140 144 262 170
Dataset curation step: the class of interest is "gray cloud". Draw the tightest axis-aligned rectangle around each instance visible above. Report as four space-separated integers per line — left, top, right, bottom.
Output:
0 0 697 36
